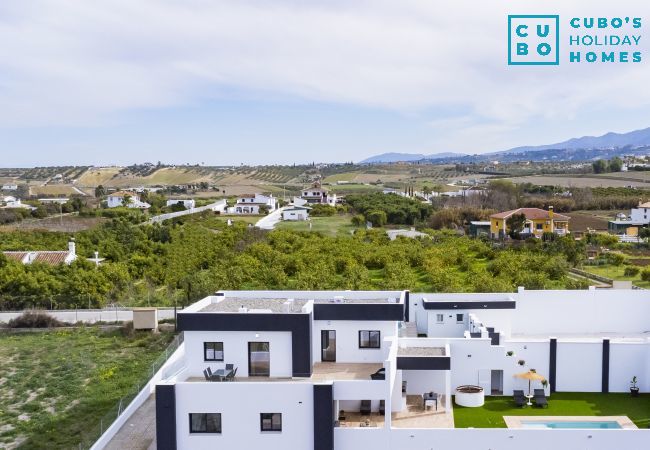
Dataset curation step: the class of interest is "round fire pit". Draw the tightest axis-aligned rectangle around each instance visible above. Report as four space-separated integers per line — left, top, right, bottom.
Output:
454 385 485 407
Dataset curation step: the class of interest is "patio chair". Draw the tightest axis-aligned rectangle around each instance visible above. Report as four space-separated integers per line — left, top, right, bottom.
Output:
226 363 234 371
370 368 385 380
206 367 222 382
360 400 371 415
226 367 238 381
379 400 385 416
513 390 526 408
202 369 211 381
534 390 548 408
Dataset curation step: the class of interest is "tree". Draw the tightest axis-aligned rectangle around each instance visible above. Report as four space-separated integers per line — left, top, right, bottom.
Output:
609 157 623 172
366 210 387 227
639 227 650 241
95 185 106 198
506 213 527 239
592 159 608 174
122 195 132 207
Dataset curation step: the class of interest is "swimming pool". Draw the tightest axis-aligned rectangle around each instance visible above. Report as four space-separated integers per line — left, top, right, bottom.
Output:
521 420 622 429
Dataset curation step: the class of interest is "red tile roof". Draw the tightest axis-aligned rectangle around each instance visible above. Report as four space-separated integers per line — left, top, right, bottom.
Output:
3 252 29 262
490 208 570 221
32 252 70 264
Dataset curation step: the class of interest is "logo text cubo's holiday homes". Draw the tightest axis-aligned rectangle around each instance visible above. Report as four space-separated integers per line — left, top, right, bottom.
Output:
508 15 643 65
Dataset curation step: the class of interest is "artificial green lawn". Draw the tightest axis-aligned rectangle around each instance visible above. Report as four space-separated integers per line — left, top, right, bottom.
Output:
0 328 175 449
453 393 650 428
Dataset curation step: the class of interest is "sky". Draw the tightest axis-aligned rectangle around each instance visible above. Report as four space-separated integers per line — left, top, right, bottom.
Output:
0 0 649 166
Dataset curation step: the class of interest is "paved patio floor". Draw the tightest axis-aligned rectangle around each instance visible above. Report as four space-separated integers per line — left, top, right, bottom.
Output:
105 394 156 450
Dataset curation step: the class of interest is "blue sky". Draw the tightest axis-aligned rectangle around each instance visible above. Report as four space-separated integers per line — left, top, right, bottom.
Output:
1 0 649 166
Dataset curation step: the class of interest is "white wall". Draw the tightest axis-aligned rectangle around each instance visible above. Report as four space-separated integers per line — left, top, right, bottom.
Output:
401 370 446 397
425 310 468 338
556 341 603 392
175 382 313 450
184 330 293 378
335 428 650 450
512 289 650 335
312 320 397 363
609 341 649 392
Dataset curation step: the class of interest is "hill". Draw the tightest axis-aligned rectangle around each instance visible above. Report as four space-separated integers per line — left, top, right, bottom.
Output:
359 127 650 164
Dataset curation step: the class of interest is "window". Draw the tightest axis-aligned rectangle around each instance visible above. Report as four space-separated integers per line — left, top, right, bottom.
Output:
436 314 444 323
260 413 282 432
359 330 381 349
536 223 543 230
204 342 224 361
189 413 222 433
456 313 464 323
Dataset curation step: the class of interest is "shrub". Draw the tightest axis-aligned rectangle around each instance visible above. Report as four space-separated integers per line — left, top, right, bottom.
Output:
623 266 640 277
351 214 365 227
7 311 64 328
310 204 336 217
641 269 650 282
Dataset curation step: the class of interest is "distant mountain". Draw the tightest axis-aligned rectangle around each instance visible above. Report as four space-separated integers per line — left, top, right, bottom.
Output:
491 126 650 155
359 152 466 164
359 127 650 164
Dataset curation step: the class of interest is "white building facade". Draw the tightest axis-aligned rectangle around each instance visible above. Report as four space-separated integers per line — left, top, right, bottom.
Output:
166 199 196 210
231 194 277 214
107 191 151 209
151 288 649 450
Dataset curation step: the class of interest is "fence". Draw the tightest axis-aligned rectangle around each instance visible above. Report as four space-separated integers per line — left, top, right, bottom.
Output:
77 332 184 449
148 200 226 224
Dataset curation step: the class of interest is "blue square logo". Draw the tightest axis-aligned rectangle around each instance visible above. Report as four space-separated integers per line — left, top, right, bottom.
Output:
508 15 560 65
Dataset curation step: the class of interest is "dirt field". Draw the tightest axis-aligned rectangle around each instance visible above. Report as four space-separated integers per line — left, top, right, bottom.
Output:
28 185 86 197
565 211 612 231
0 215 107 232
505 175 650 188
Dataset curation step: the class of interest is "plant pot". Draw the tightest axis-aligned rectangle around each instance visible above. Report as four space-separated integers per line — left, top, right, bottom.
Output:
630 387 640 398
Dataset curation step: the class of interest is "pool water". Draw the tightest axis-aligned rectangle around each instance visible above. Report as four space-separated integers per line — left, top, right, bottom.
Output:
522 420 622 429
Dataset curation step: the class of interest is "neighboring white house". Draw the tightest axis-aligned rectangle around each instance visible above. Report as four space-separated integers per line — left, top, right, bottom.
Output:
142 287 649 450
0 196 34 210
386 227 429 240
166 199 196 210
301 183 337 205
282 205 311 221
1 184 18 191
230 194 277 214
107 191 151 209
2 240 77 265
630 201 650 224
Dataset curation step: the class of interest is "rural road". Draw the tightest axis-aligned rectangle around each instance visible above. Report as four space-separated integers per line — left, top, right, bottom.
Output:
255 207 286 230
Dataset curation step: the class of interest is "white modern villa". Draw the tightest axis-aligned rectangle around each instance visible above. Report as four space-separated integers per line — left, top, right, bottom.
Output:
122 287 650 450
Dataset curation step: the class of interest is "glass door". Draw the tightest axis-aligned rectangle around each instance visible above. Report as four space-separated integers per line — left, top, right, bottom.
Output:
248 342 270 376
321 330 336 362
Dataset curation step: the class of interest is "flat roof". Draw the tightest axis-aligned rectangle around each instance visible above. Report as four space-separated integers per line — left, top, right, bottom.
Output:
197 295 401 314
398 347 446 357
200 298 309 314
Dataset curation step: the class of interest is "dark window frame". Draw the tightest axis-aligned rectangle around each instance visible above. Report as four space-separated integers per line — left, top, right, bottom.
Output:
456 313 464 323
189 413 222 434
260 413 282 432
358 330 381 349
203 342 224 361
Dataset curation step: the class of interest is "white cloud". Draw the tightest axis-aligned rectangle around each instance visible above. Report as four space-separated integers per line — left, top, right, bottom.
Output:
0 0 649 152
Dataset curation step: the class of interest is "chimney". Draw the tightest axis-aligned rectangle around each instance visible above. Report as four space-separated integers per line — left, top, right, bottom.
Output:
548 205 554 220
68 238 76 257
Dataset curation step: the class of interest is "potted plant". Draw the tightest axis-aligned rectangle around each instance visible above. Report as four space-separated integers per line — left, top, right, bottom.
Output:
630 376 640 397
541 379 549 394
506 351 514 357
517 359 525 366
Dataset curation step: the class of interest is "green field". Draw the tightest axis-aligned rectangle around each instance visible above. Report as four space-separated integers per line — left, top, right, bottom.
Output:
453 393 650 428
276 215 358 236
212 215 264 225
0 328 175 449
582 264 650 289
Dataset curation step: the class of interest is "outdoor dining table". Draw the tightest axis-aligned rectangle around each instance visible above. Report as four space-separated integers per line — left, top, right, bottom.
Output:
213 368 233 378
422 392 438 410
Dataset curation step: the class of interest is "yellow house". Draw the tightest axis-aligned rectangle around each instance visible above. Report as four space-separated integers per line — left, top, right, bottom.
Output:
490 207 570 239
